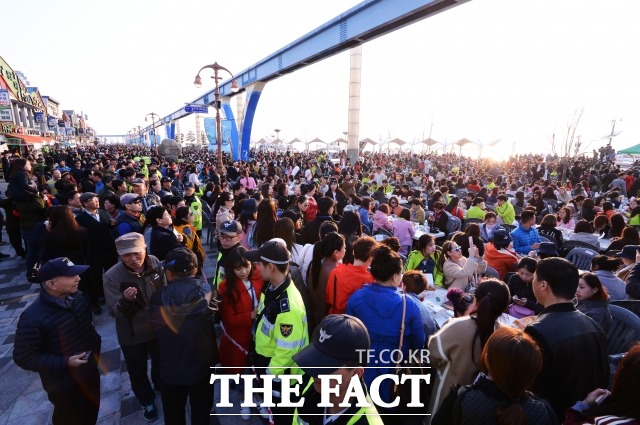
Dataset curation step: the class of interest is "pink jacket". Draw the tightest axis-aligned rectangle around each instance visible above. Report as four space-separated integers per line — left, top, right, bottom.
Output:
392 218 415 255
372 210 392 232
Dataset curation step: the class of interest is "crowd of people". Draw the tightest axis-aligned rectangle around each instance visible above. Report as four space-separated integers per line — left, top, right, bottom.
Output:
3 142 640 424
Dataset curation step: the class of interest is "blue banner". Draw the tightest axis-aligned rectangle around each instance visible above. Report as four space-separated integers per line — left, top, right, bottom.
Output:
204 118 216 152
221 103 239 161
34 112 45 123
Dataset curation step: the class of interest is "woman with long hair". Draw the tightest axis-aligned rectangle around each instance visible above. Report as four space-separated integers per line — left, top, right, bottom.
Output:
556 206 576 230
568 220 600 250
346 245 426 420
238 198 258 250
453 223 485 258
575 272 613 333
325 178 349 218
337 210 362 265
6 158 39 202
433 326 555 425
441 240 487 291
217 248 263 375
252 199 277 248
507 257 542 315
358 197 374 232
406 233 444 286
301 183 318 222
173 206 205 273
428 279 511 413
214 191 235 232
41 204 91 288
273 217 304 264
307 232 346 327
538 214 564 245
608 213 626 239
446 196 466 221
607 226 640 253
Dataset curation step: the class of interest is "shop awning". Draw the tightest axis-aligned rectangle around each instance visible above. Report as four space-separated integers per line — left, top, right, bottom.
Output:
4 133 54 144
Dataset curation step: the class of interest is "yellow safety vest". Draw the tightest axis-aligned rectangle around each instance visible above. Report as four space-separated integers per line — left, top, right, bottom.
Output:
293 378 383 424
255 280 309 376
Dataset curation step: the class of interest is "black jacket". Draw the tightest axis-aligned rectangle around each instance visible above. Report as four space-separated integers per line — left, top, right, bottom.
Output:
537 225 564 246
507 274 543 313
625 263 640 299
150 276 217 385
525 303 608 419
149 226 182 261
13 290 101 394
302 215 335 244
434 374 557 425
75 209 118 265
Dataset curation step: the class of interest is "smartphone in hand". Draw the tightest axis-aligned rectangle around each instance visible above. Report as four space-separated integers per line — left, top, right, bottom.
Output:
80 352 91 361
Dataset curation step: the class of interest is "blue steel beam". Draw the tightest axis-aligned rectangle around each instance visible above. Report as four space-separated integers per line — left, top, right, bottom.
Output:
142 0 471 134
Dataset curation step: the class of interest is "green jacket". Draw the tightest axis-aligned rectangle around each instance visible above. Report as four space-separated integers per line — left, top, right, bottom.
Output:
405 249 444 287
495 201 516 224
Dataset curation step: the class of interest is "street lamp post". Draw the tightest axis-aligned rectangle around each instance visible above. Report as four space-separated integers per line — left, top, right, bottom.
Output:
193 62 239 174
145 112 160 153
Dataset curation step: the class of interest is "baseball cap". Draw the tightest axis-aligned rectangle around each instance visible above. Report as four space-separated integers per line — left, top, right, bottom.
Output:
293 314 370 377
219 220 242 235
537 241 559 257
615 245 639 260
38 257 90 283
79 192 98 204
161 176 172 183
183 182 195 189
120 193 141 206
132 178 145 185
491 228 512 245
115 232 146 255
164 247 198 274
241 198 258 215
244 238 290 265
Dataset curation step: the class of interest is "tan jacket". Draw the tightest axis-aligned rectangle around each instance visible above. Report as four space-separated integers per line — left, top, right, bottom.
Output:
443 257 487 290
428 316 484 414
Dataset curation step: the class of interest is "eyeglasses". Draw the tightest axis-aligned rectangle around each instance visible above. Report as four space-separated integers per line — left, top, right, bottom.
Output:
450 247 462 252
219 234 237 241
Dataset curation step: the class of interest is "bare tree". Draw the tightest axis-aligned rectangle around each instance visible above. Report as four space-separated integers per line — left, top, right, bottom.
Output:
186 130 195 144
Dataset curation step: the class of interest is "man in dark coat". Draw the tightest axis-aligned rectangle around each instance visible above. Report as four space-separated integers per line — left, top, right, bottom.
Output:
13 258 101 425
150 247 217 424
525 257 609 419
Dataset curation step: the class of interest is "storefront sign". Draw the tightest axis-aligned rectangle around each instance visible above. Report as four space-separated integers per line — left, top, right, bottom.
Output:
47 116 57 127
0 89 9 106
58 119 65 128
0 89 11 122
26 129 41 136
0 56 47 112
34 111 44 123
65 127 74 135
0 123 16 133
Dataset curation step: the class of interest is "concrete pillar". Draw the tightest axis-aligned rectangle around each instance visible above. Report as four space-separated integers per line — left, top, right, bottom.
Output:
176 120 181 145
195 113 201 146
347 46 362 165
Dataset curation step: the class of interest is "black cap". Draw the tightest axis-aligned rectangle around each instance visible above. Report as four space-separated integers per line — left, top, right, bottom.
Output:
164 247 198 274
244 238 290 265
293 314 370 377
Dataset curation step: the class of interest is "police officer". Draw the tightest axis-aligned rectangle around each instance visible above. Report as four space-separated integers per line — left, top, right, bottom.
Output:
182 182 203 237
292 314 382 424
245 238 309 424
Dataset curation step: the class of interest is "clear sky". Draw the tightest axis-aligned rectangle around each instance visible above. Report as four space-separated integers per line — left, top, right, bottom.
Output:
3 0 639 159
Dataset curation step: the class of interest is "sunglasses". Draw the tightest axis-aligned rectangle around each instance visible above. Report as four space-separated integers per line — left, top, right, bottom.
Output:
450 247 462 252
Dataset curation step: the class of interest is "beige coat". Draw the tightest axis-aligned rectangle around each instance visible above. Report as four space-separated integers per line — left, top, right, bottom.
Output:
428 316 484 414
443 257 487 290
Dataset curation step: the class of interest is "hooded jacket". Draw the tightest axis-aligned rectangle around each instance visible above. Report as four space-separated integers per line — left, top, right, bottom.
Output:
483 243 518 281
150 276 217 385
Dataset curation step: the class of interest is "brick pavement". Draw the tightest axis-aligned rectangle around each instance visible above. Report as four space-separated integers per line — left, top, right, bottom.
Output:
0 182 264 424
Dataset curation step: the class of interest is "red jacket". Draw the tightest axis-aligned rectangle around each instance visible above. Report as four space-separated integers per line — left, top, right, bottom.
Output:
483 243 518 281
218 268 263 372
325 263 373 315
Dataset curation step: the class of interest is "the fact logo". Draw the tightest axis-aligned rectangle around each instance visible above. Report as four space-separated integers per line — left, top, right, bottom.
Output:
210 370 431 412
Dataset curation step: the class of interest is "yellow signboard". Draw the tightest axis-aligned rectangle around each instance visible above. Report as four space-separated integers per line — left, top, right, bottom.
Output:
0 55 46 112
